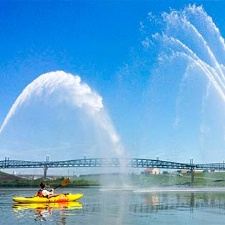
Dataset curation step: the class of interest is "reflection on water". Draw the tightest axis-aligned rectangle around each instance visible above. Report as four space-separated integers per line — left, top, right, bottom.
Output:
13 201 83 211
130 192 225 213
81 188 225 225
12 201 83 223
82 189 225 215
128 189 225 221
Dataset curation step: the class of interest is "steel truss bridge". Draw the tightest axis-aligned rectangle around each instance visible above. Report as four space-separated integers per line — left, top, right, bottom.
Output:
0 157 224 171
1 157 225 183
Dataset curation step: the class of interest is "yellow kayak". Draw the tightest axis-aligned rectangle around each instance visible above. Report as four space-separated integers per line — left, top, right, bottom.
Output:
12 193 83 203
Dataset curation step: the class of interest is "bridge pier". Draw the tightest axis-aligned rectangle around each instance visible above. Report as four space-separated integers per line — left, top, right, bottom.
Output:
43 155 49 180
190 168 194 186
43 165 48 180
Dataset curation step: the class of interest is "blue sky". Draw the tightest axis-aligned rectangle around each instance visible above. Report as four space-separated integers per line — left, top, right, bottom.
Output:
1 1 225 165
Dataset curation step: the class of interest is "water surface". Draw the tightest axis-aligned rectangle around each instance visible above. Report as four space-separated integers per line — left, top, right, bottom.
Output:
1 187 225 224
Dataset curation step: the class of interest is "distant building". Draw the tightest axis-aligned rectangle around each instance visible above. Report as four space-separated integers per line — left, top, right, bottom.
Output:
180 169 188 174
194 169 204 173
145 168 160 175
179 169 204 174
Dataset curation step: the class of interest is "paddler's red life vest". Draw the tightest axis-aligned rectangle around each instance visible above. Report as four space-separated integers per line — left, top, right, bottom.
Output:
37 188 44 197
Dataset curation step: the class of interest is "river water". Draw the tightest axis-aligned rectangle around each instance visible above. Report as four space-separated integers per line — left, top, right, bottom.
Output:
1 187 225 225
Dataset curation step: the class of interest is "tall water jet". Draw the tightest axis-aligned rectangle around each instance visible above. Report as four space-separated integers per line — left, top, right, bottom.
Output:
0 71 125 161
140 5 225 162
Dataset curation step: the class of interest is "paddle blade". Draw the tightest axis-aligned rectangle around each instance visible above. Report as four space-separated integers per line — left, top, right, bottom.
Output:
61 178 70 187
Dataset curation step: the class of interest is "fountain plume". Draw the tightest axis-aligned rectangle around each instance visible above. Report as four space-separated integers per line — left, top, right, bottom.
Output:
0 71 124 158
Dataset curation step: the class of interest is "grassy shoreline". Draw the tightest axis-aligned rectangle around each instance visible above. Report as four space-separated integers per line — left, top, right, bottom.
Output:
1 171 225 188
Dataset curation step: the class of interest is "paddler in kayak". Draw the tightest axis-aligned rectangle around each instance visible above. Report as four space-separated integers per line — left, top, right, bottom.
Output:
35 181 59 198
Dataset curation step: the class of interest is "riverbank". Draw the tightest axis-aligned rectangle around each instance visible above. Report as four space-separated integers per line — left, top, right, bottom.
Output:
1 171 225 187
0 171 100 187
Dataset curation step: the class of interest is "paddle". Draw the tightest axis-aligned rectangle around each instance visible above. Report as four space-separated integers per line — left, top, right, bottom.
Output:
54 178 70 190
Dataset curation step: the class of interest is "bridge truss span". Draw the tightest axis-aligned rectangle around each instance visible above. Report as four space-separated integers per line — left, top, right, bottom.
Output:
0 158 195 170
0 159 45 169
195 163 225 171
130 158 193 169
2 158 224 183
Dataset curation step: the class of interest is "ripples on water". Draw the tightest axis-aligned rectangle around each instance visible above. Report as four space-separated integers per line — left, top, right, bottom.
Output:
1 187 225 225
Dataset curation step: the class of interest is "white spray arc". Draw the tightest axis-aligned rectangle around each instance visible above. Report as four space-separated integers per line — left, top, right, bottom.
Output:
159 5 225 101
139 5 225 162
0 71 124 157
144 5 225 102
